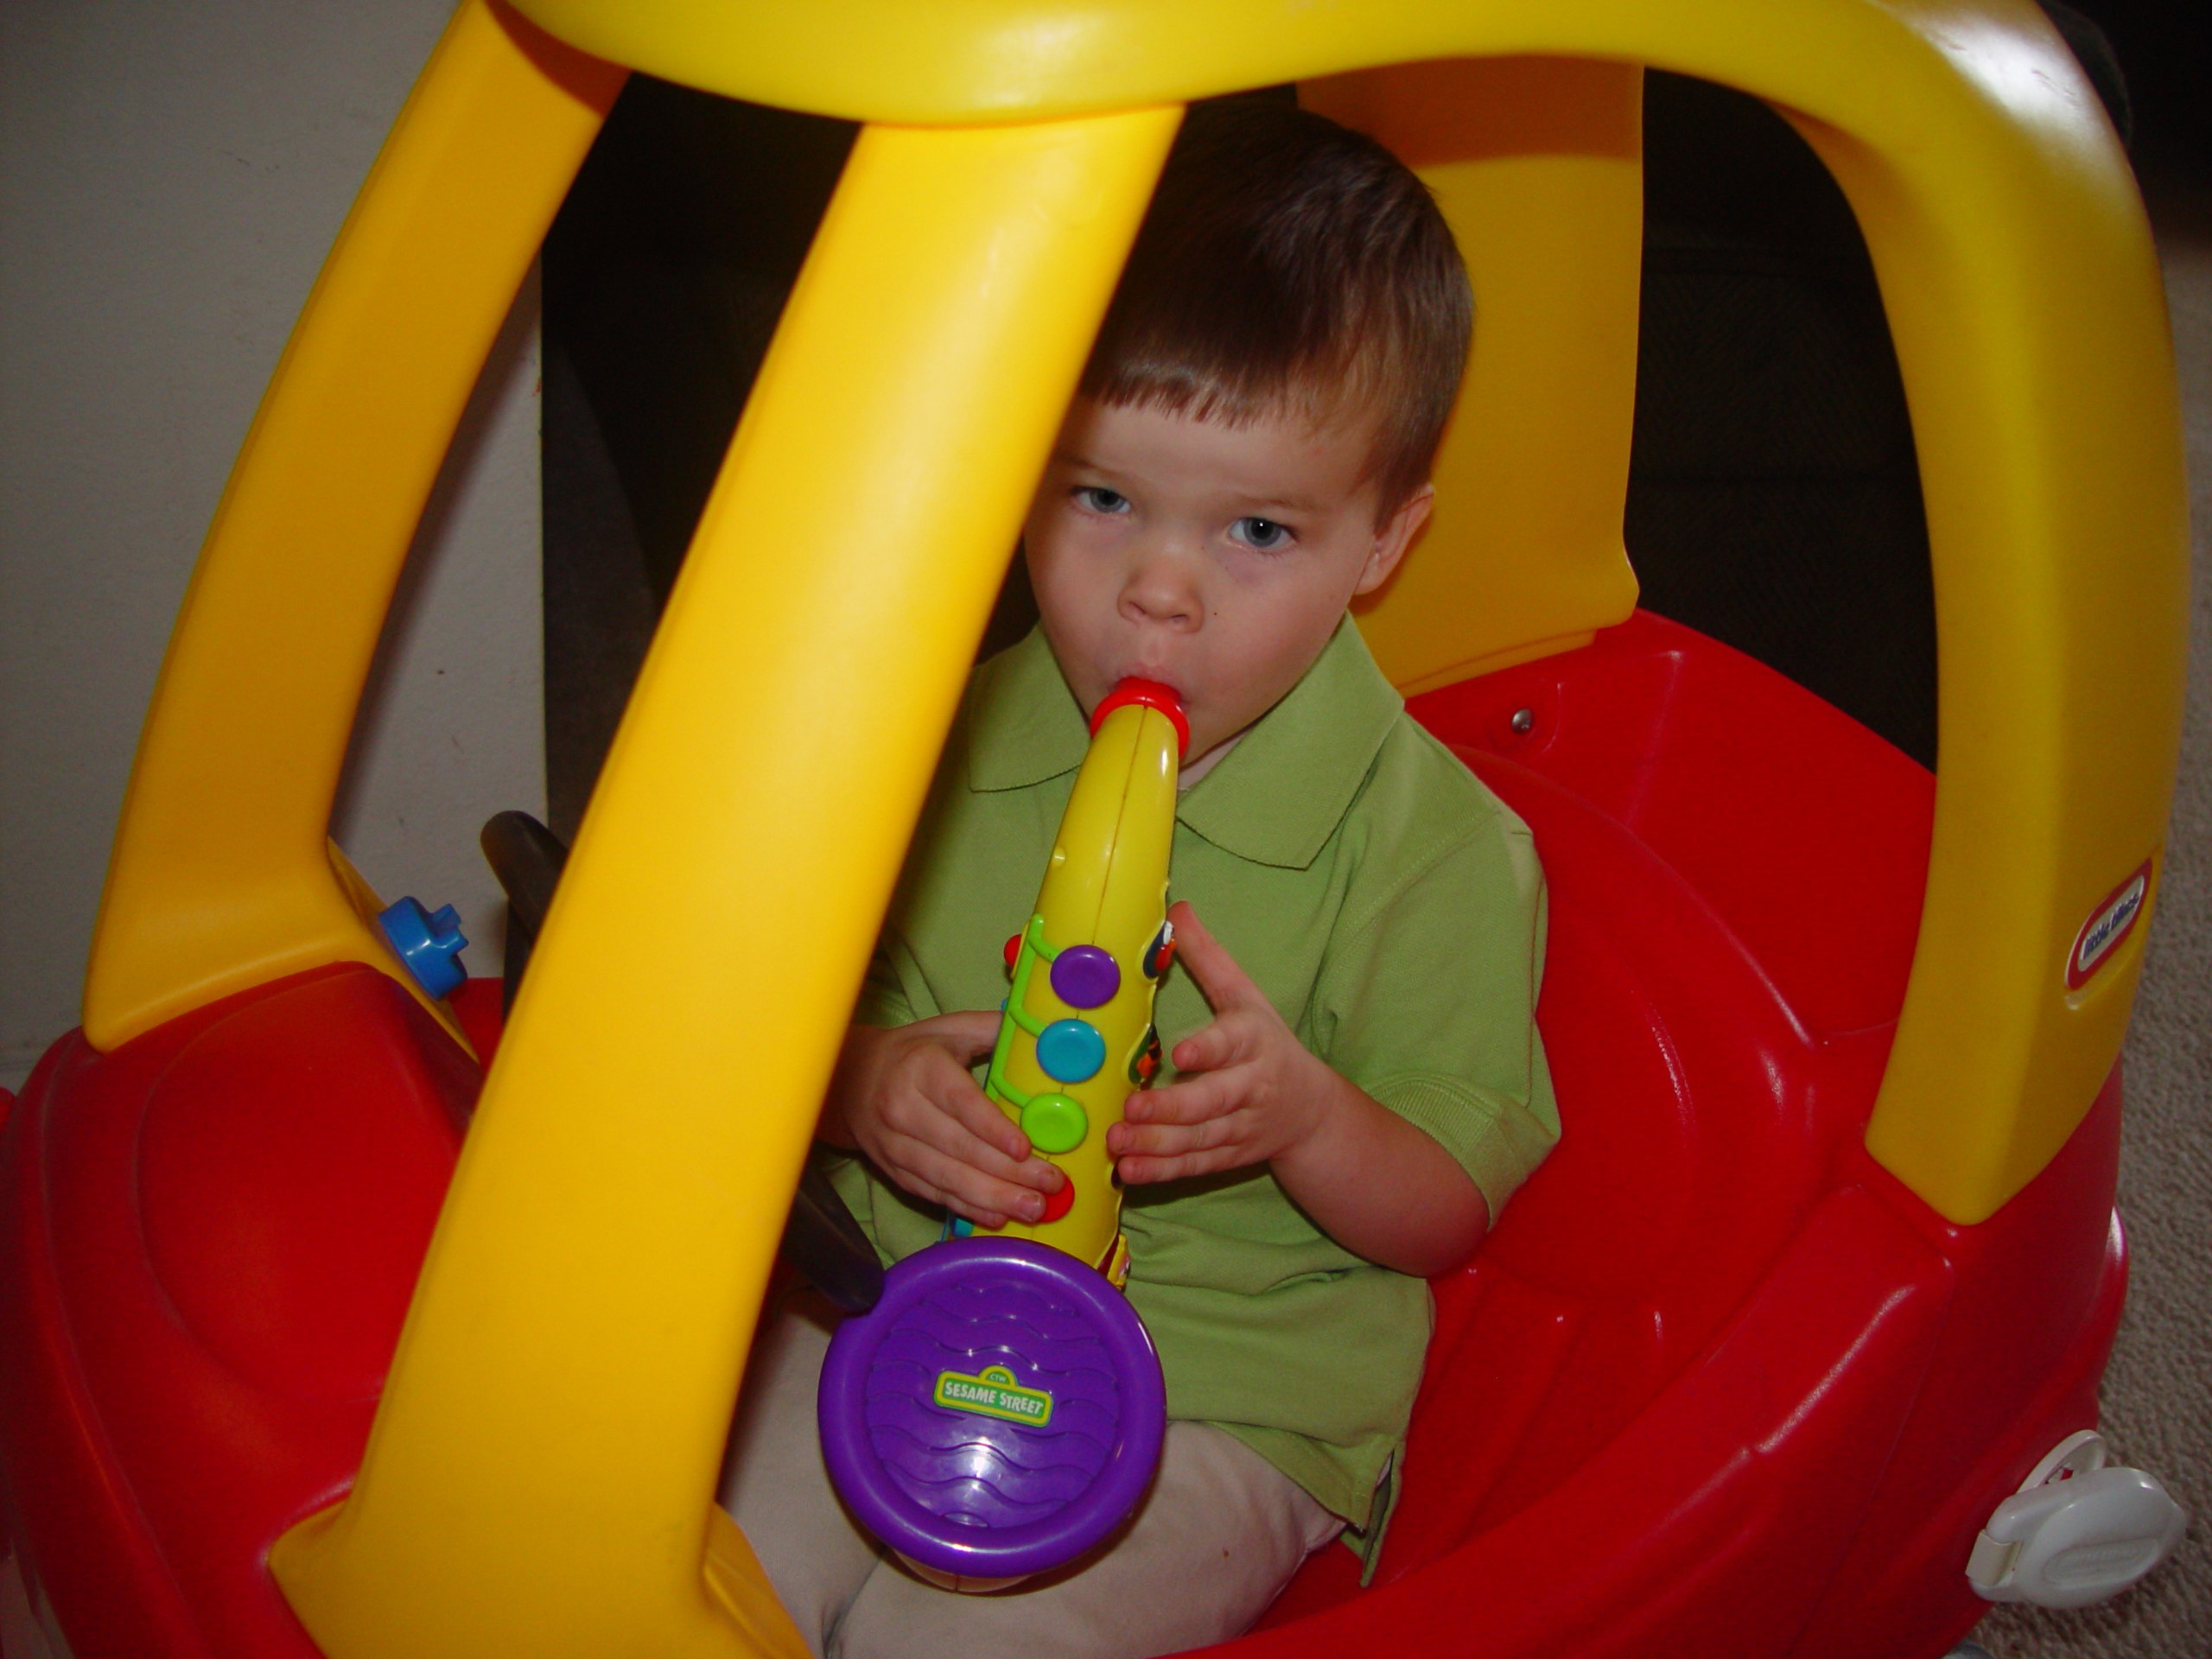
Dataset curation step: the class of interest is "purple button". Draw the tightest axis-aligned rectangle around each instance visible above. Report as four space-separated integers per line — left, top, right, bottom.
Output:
1049 945 1121 1010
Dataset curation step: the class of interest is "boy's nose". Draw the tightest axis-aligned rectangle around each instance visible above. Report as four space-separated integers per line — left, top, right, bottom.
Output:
1118 544 1202 631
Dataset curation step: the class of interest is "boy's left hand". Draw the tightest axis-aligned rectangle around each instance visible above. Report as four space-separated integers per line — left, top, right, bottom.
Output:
1107 900 1342 1184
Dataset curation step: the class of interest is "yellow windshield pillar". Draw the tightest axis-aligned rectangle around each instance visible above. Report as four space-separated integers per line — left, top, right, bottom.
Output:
269 103 1181 1659
80 0 620 1052
1318 57 1645 693
1779 10 2189 1217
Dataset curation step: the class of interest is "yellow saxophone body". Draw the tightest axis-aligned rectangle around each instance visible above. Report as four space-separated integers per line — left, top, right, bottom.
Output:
980 681 1183 1274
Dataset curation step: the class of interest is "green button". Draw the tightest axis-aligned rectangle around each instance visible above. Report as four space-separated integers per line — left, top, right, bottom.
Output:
1020 1092 1090 1155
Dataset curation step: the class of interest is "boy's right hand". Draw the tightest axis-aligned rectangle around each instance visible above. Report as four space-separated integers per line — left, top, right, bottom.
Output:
820 1014 1065 1230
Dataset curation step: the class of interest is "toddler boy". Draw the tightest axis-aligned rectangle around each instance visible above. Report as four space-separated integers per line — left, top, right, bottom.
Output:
721 98 1559 1659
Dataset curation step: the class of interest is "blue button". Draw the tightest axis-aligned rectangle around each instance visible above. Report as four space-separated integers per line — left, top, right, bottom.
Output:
1035 1019 1106 1084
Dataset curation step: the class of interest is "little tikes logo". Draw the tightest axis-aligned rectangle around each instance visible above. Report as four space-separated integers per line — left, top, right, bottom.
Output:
2068 861 2152 990
933 1364 1053 1427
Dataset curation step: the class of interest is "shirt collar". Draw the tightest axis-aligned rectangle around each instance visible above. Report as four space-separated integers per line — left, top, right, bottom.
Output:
963 618 1403 871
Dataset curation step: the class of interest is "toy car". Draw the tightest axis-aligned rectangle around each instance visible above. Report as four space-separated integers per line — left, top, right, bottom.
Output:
0 3 2189 1656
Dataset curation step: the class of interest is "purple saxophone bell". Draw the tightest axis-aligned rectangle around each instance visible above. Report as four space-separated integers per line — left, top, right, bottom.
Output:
818 1237 1166 1584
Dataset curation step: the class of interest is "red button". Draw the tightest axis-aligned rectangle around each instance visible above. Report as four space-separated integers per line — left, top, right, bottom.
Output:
1003 931 1022 969
1038 1177 1076 1224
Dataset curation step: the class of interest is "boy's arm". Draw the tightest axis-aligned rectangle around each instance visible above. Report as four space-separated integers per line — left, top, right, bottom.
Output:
1270 1069 1491 1279
1108 903 1487 1276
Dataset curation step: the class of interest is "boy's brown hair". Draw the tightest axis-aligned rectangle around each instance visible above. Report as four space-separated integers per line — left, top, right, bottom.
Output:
1081 98 1472 521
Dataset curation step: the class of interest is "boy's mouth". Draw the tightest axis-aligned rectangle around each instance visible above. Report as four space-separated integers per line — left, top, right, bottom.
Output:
1113 662 1185 702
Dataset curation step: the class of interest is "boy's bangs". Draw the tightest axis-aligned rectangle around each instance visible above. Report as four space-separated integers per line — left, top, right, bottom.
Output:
1090 349 1386 447
1075 99 1470 517
1086 326 1434 523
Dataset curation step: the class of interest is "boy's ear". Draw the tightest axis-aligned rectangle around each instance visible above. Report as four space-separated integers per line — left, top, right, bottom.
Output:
1354 485 1433 596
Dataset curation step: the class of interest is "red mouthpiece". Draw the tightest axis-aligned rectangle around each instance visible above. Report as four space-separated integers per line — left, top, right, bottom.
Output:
1090 678 1189 760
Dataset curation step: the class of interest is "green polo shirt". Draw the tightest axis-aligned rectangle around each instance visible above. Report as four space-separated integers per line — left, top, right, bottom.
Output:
828 618 1557 1561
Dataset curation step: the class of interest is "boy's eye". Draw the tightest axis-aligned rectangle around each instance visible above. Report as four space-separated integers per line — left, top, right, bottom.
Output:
1073 486 1129 515
1231 516 1292 551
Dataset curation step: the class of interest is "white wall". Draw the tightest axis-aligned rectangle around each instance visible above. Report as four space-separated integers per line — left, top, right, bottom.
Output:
0 0 544 1087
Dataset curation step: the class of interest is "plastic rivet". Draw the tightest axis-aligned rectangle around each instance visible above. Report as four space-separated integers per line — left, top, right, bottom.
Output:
1127 1025 1163 1086
1142 920 1176 980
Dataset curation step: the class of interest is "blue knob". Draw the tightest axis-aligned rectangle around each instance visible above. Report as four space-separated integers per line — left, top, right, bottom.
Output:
377 896 468 1000
1036 1019 1106 1085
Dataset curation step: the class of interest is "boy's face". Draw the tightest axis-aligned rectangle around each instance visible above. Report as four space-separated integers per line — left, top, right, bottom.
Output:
1023 396 1431 773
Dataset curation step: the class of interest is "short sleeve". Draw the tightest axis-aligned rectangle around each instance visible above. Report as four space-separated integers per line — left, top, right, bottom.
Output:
1311 801 1560 1224
850 930 938 1030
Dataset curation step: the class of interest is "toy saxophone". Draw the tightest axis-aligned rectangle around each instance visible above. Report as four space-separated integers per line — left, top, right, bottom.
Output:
971 677 1184 1273
817 679 1183 1588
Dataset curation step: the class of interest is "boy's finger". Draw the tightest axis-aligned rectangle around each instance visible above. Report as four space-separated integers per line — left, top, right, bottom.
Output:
1122 1071 1233 1127
1116 1141 1243 1186
917 1008 1006 1063
899 1045 1027 1162
934 1080 1061 1180
1165 901 1266 1013
923 1104 1031 1185
918 1077 1066 1197
879 1076 1023 1177
1112 1111 1239 1162
1166 1014 1254 1077
891 1134 1048 1224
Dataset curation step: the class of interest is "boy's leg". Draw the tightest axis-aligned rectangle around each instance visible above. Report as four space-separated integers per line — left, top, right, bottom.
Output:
830 1421 1343 1659
718 1287 885 1657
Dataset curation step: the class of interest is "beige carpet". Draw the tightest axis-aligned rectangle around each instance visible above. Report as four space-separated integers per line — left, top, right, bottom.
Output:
1969 175 2212 1658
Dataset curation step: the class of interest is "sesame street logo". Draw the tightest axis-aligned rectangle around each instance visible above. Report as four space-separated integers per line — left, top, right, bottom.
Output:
933 1364 1054 1427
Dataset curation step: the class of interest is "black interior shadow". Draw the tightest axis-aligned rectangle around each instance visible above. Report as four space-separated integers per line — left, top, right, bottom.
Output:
1626 71 1937 768
544 41 2162 802
541 80 1038 842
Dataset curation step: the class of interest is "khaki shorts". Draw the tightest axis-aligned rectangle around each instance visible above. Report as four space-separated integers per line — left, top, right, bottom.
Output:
719 1288 1344 1659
